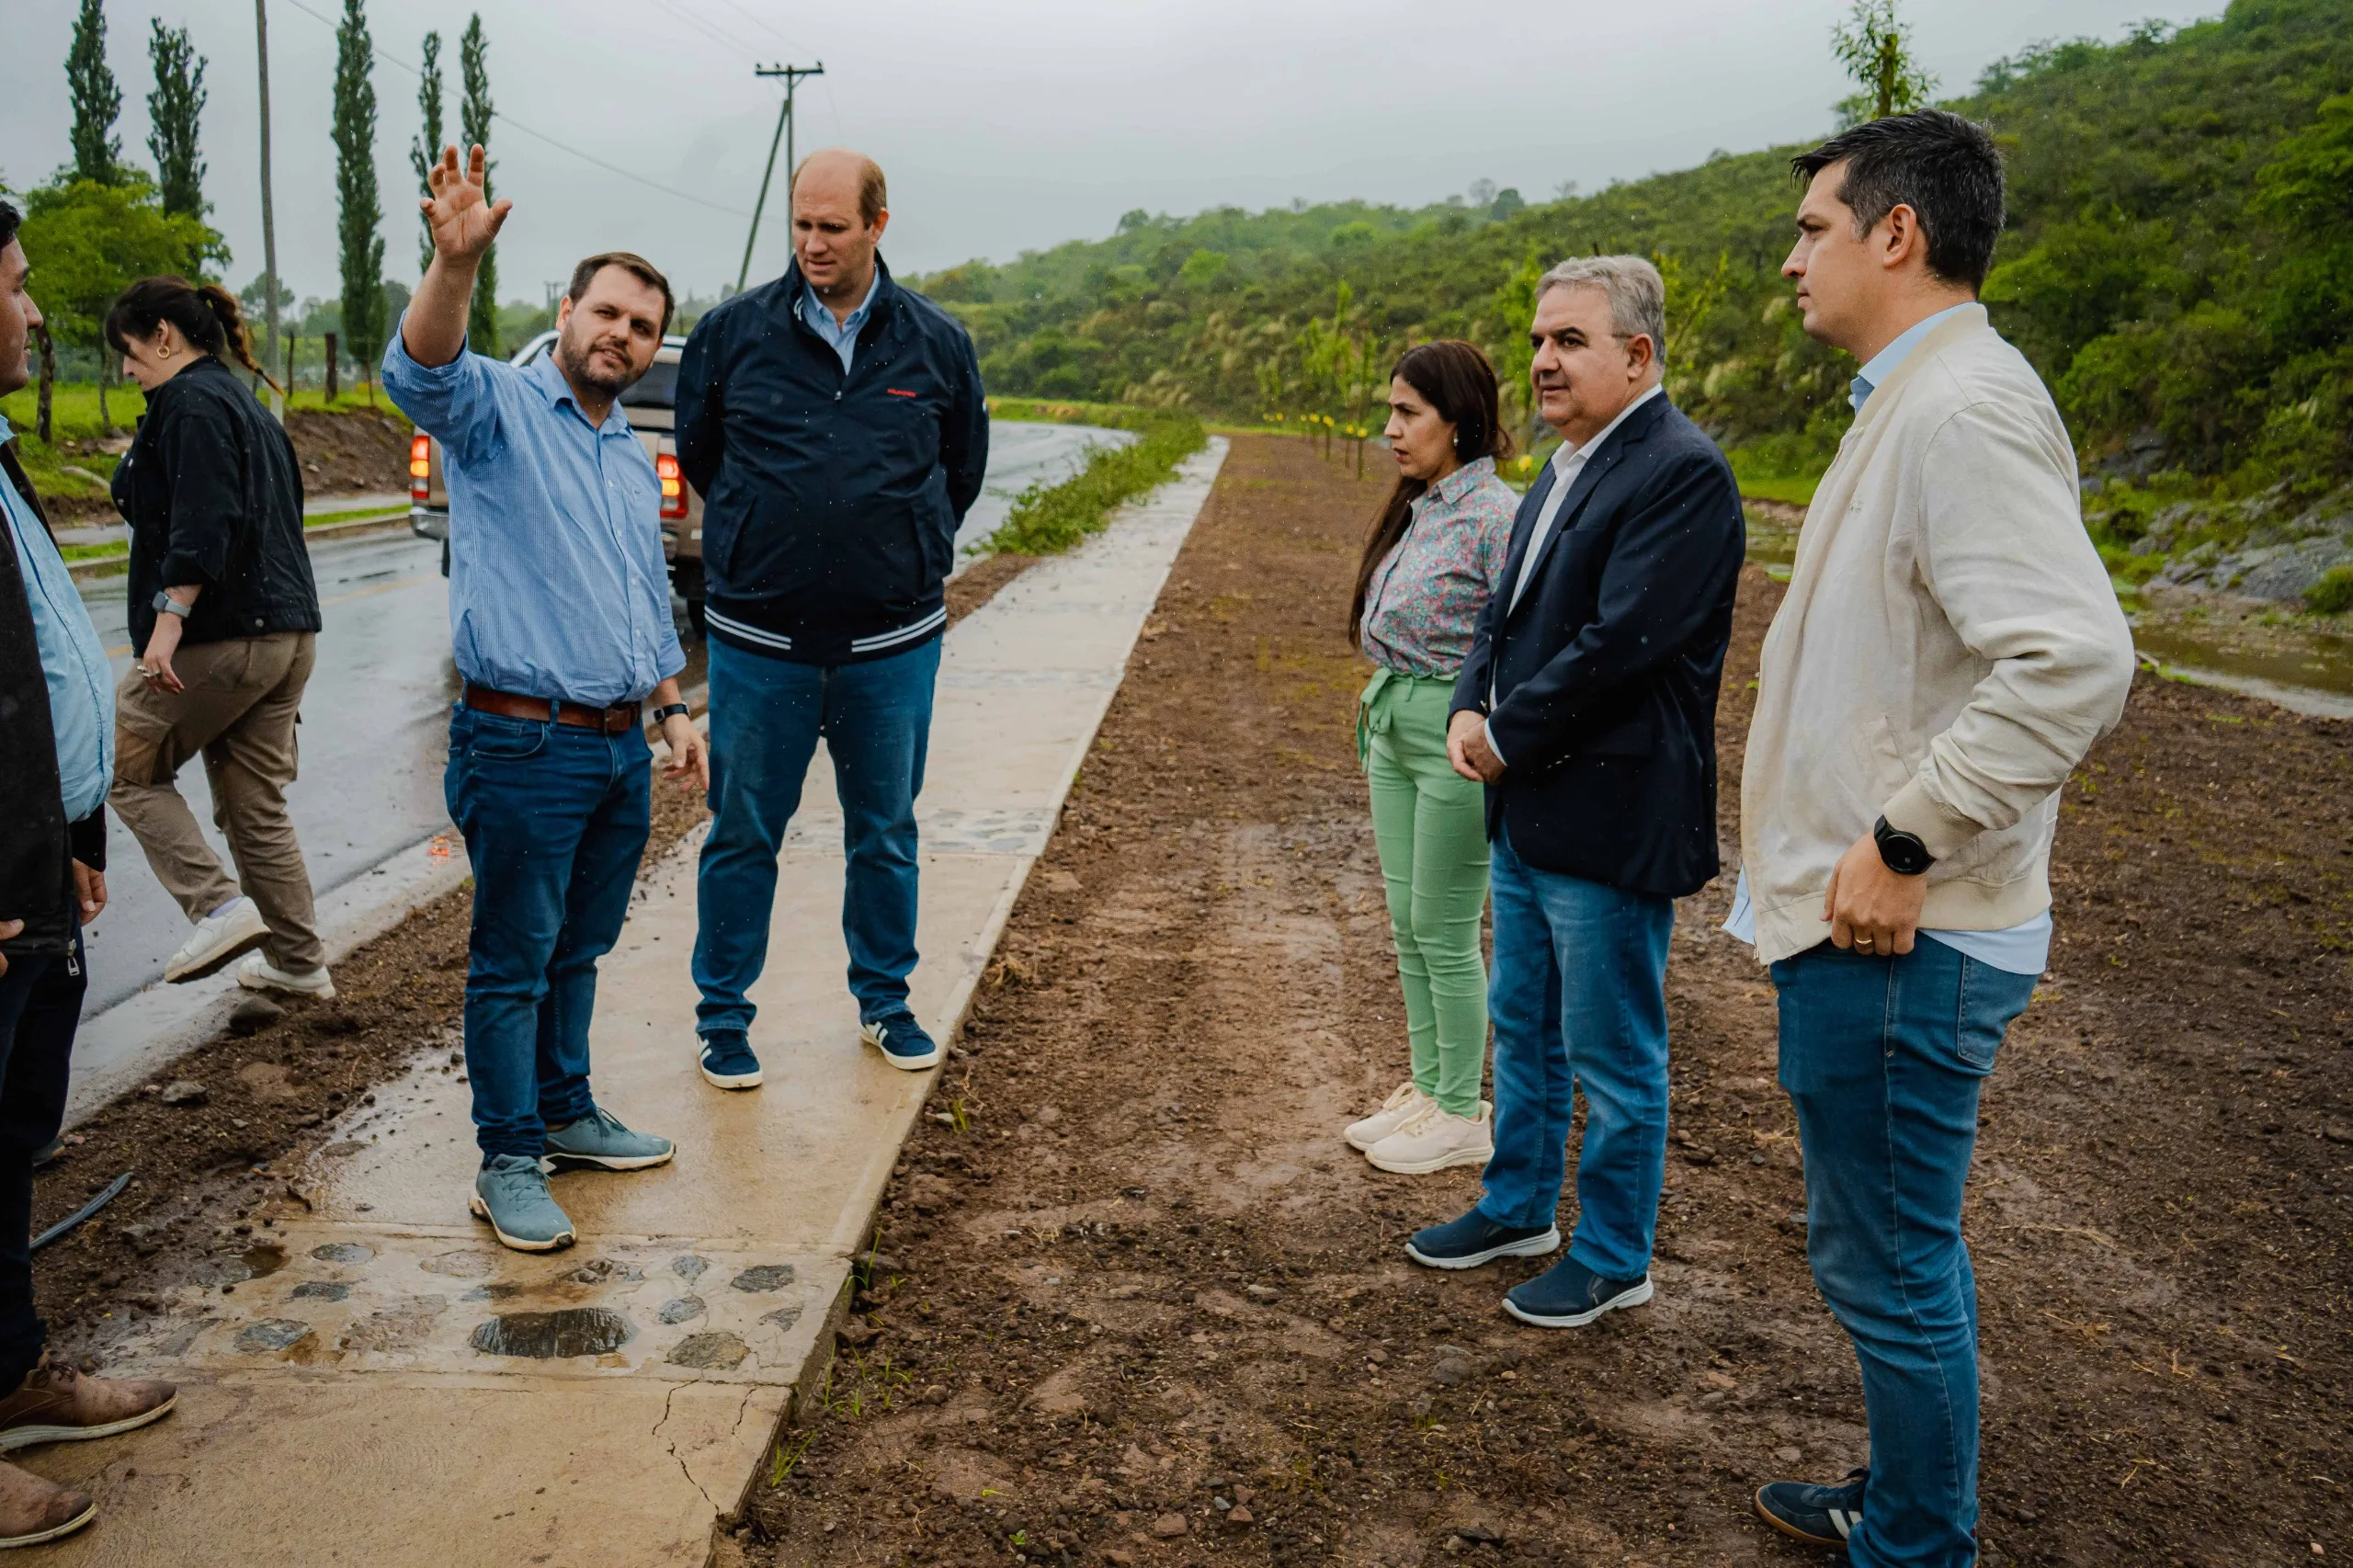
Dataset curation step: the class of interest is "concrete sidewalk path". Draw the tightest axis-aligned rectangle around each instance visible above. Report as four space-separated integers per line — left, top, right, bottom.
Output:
34 440 1229 1568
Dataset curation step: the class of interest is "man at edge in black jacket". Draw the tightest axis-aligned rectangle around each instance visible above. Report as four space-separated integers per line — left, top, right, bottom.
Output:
1401 256 1745 1332
676 148 987 1088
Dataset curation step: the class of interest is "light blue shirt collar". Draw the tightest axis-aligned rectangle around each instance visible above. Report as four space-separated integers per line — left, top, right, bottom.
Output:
797 268 881 374
1850 301 1974 412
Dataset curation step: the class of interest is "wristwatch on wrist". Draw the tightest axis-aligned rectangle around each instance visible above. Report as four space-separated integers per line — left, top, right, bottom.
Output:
152 591 192 619
1872 814 1936 876
650 702 691 725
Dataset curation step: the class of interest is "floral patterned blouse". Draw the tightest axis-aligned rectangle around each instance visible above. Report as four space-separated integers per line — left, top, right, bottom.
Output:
1359 456 1517 678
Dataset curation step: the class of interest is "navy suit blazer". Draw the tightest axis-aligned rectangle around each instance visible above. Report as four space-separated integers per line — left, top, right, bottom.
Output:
1449 394 1745 898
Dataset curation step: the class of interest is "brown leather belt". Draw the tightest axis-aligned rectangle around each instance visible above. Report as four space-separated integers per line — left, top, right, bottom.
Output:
463 684 642 733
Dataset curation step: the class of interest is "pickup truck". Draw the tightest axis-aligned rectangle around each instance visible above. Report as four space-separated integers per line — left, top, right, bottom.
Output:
408 329 706 629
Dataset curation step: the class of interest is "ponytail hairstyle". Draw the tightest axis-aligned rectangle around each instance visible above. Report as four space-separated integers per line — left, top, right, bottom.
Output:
105 276 282 393
1347 339 1511 647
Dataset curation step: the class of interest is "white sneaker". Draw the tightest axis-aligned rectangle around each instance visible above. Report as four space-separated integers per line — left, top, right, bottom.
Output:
235 950 337 1000
1365 1101 1495 1176
163 897 271 983
1345 1082 1435 1152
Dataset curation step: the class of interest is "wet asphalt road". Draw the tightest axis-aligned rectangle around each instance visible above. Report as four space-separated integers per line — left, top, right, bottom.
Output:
74 420 1125 1017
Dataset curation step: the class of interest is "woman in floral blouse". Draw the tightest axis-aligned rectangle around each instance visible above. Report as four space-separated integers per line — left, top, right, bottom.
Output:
1343 341 1518 1176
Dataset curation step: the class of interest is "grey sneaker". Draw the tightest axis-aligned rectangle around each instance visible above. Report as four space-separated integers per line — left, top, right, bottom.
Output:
542 1106 676 1172
470 1154 576 1252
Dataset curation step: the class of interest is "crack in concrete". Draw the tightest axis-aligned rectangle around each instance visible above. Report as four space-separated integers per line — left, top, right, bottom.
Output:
653 1380 733 1521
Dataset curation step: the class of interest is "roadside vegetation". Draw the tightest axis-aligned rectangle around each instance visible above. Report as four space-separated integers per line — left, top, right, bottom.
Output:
985 399 1208 557
921 0 2353 592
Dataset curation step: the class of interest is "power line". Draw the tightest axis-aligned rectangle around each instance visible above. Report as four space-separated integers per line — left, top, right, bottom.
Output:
278 0 753 218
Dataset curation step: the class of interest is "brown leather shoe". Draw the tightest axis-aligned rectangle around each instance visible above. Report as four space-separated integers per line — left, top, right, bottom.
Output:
0 1358 176 1451
0 1460 94 1548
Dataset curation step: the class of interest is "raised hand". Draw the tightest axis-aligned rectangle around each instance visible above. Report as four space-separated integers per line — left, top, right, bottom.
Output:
421 143 512 263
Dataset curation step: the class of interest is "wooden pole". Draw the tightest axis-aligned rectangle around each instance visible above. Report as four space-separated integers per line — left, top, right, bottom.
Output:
33 324 53 446
256 0 282 420
324 331 338 402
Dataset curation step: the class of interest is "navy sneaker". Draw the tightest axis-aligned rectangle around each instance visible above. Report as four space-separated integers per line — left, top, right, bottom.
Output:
1754 1468 1869 1551
1503 1255 1654 1327
1404 1208 1561 1270
860 1010 941 1072
699 1030 764 1090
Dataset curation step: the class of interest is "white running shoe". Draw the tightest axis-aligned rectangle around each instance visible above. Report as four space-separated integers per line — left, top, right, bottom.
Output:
163 897 271 983
1365 1101 1495 1176
1345 1082 1434 1152
235 950 337 1000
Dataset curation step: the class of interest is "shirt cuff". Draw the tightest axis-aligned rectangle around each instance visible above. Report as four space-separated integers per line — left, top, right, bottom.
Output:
1483 717 1506 768
1881 776 1981 862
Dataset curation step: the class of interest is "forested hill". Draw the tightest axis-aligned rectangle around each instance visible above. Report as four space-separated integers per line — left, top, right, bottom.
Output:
919 0 2353 504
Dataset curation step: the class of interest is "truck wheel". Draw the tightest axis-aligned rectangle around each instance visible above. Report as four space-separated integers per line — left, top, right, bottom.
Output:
440 536 450 578
687 597 707 636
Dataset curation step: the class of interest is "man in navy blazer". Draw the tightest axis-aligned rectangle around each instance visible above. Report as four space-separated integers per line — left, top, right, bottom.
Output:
1403 256 1745 1329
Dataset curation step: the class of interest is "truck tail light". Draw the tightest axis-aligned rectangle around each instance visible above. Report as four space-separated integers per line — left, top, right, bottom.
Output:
409 434 432 502
656 452 688 520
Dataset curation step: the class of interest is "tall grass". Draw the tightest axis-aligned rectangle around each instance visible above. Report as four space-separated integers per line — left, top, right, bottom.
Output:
984 398 1206 556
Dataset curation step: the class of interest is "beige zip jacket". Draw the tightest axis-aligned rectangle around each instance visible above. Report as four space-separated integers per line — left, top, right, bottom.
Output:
1738 304 2136 965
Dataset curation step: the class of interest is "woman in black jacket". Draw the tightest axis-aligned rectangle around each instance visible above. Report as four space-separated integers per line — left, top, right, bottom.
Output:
105 277 332 996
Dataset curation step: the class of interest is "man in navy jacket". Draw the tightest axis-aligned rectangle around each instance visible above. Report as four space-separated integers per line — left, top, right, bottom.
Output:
1404 256 1745 1330
676 149 988 1086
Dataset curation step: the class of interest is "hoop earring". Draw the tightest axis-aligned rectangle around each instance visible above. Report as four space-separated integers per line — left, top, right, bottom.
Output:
157 342 175 359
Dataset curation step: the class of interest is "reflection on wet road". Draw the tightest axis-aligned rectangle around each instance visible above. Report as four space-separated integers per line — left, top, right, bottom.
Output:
74 419 1120 1017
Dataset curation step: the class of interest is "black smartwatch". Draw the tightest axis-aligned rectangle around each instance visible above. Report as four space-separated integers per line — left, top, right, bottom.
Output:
1872 814 1935 876
650 702 691 726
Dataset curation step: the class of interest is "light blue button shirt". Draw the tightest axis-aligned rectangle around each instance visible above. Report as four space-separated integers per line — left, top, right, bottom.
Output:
2 416 114 821
1727 301 2051 976
797 269 879 374
382 329 685 707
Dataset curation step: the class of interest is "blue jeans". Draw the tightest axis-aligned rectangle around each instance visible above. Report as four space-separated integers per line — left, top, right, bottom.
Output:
1477 829 1675 1280
444 707 652 1159
693 635 939 1034
1772 939 2038 1568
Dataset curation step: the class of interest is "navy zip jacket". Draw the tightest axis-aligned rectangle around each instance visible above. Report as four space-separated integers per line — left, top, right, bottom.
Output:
676 256 988 665
1449 394 1745 899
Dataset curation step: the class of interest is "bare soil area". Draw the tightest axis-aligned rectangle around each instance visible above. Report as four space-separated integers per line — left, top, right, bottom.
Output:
730 434 2350 1568
40 407 414 525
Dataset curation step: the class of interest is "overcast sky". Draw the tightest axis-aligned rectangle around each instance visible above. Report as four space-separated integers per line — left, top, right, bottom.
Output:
6 0 2216 309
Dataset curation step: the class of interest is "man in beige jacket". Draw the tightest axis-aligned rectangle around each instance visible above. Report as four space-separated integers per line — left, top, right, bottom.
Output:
1733 113 2135 1568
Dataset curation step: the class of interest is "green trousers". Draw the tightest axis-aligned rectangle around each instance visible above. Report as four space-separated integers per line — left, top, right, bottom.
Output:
1359 668 1491 1117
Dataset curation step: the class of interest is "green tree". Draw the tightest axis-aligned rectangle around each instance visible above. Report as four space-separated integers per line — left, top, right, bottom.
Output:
1832 0 1938 125
459 14 497 356
407 30 444 275
65 0 123 186
145 20 208 218
333 0 386 386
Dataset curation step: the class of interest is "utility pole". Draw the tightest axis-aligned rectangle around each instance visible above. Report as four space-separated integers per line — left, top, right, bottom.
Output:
255 0 282 418
736 62 824 294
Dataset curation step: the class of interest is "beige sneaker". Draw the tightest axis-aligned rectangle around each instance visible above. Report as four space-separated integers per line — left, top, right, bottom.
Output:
1365 1101 1495 1175
1345 1082 1433 1152
236 950 336 1000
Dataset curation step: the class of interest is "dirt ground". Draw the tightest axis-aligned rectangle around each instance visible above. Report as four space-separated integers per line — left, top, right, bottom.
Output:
725 434 2350 1568
40 406 414 525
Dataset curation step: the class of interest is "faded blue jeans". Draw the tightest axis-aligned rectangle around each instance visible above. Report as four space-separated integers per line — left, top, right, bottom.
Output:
1772 938 2038 1568
1476 829 1675 1281
444 707 652 1159
693 634 939 1036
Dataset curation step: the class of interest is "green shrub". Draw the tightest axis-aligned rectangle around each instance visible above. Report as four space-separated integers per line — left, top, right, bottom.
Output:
2303 565 2353 615
983 403 1207 557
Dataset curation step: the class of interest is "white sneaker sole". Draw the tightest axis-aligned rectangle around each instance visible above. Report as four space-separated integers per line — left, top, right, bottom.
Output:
542 1144 675 1172
859 1022 940 1072
0 1391 178 1452
1502 1276 1655 1328
235 967 336 1000
164 913 270 983
1404 1224 1561 1270
0 1496 96 1547
699 1057 765 1090
468 1192 575 1252
1366 1140 1495 1176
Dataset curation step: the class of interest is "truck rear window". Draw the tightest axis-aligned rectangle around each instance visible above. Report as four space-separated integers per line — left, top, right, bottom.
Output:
621 360 679 409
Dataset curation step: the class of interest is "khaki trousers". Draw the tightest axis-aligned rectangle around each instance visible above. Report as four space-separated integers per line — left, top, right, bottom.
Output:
110 631 324 971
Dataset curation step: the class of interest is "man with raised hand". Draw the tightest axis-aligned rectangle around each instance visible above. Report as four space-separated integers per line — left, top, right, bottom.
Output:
383 145 708 1254
677 148 987 1089
1737 111 2133 1566
1407 256 1745 1328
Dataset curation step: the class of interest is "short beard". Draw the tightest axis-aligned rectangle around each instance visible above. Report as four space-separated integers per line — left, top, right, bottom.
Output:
556 330 636 401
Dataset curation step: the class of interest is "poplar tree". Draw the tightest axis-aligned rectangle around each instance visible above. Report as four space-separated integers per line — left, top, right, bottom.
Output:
146 21 209 218
333 0 386 387
1832 0 1938 126
65 0 123 186
459 14 498 356
407 30 444 275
